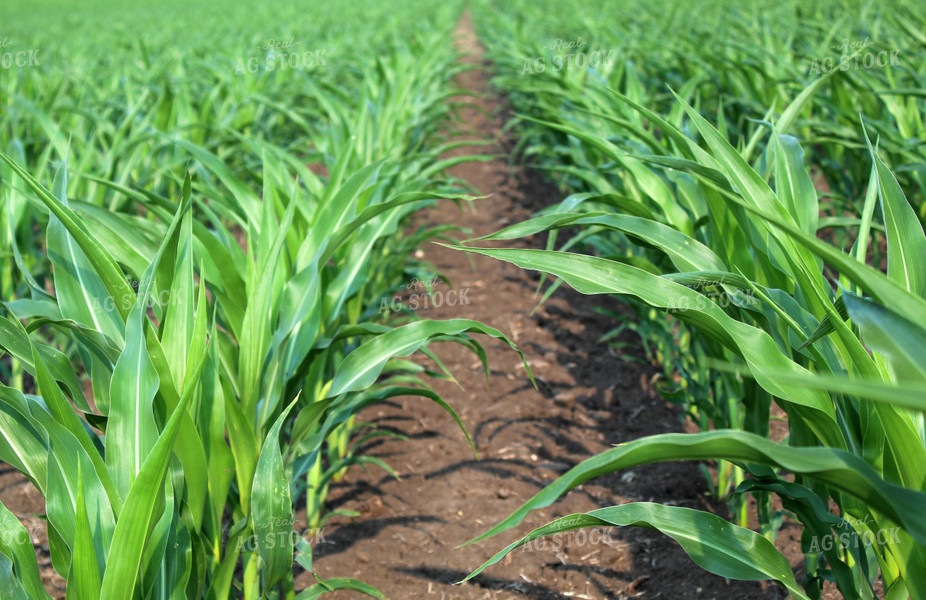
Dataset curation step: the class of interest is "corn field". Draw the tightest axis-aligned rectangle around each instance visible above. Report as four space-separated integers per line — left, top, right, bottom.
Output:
1 0 924 598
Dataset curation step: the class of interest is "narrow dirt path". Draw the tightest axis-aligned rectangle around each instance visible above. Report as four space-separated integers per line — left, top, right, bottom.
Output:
308 13 780 600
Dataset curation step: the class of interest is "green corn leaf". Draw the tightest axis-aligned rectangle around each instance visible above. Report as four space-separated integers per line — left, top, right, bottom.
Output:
239 185 296 423
473 211 727 272
0 149 135 323
463 430 926 547
0 501 52 600
851 163 881 269
327 319 532 398
843 291 926 383
0 316 87 411
224 380 260 515
46 162 124 345
709 365 926 413
798 294 848 350
863 128 926 298
516 114 694 232
0 385 49 493
0 553 30 600
770 132 818 236
106 297 160 500
165 138 260 227
294 579 387 600
160 208 196 390
23 323 121 514
98 331 209 599
252 396 299 590
720 180 926 327
463 503 810 600
446 245 842 445
67 466 102 600
736 478 867 599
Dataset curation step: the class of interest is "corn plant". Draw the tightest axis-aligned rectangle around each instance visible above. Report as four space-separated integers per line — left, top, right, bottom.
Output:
454 84 926 598
468 5 926 589
0 132 529 599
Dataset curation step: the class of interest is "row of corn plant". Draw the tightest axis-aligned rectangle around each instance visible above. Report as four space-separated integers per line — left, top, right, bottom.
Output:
473 0 924 523
0 0 477 295
0 151 519 599
472 0 926 222
462 1 926 597
458 89 926 600
0 0 534 598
